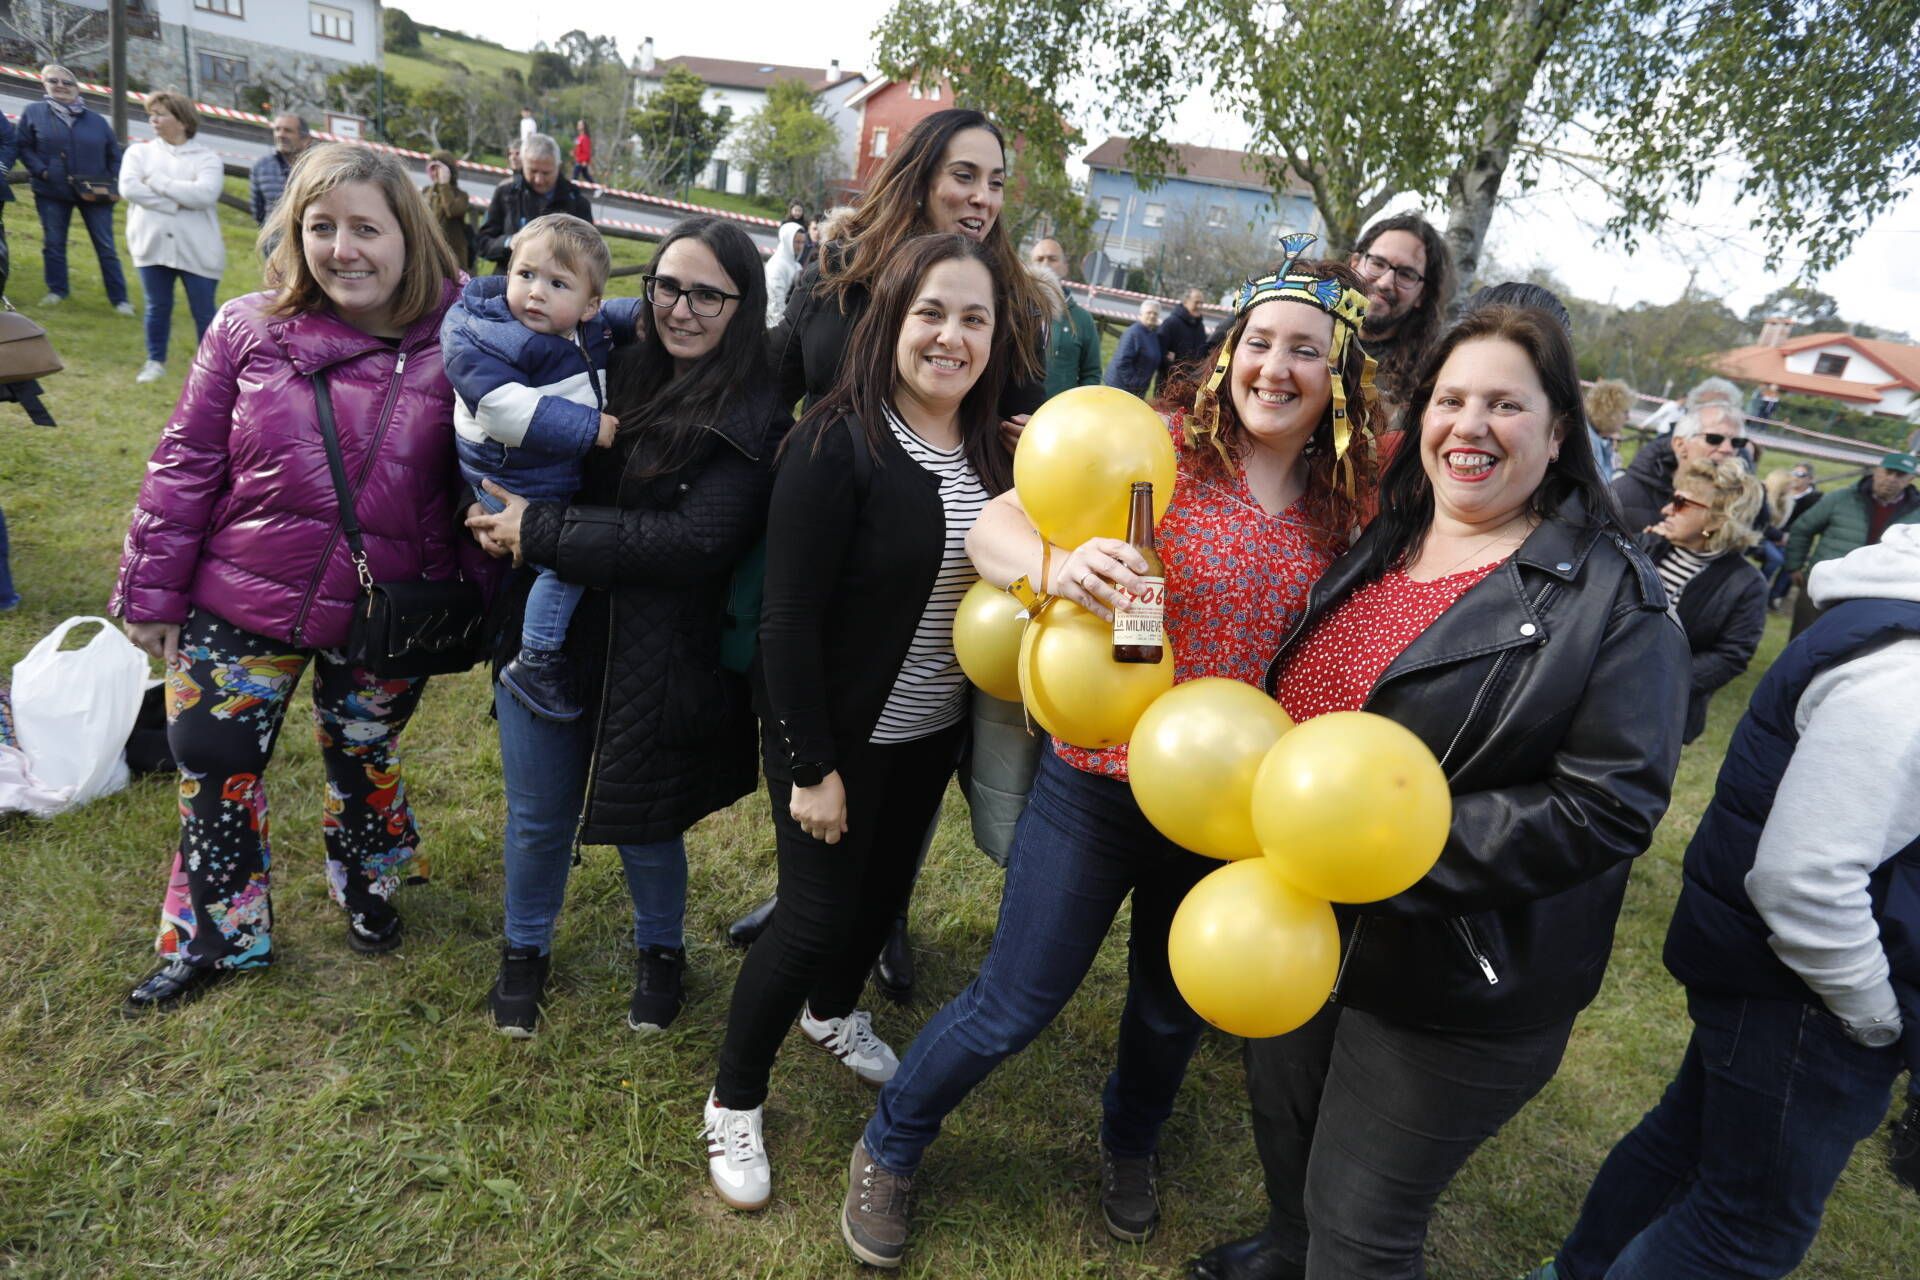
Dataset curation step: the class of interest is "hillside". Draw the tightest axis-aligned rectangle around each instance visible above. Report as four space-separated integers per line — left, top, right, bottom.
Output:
384 27 530 93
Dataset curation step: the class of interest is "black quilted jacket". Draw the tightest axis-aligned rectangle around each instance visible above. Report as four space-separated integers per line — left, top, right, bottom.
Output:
502 385 789 844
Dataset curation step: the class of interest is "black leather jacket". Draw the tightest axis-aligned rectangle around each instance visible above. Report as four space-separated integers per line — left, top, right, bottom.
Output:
1265 494 1689 1032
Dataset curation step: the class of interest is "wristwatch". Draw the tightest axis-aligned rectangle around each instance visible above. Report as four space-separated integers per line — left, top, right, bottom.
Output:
1842 1015 1901 1049
790 759 830 788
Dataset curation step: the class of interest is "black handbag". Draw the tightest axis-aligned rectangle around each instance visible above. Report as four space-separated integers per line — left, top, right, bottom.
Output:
311 371 484 678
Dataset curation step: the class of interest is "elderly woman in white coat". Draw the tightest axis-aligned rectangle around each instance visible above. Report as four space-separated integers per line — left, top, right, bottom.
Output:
762 220 805 329
119 90 226 383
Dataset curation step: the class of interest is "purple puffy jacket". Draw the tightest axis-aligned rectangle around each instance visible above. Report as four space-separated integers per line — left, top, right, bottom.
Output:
113 281 496 649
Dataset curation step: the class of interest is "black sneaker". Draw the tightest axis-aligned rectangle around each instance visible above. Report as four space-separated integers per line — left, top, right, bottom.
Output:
627 945 686 1032
490 944 550 1038
500 649 582 722
346 908 404 954
842 1137 911 1268
1101 1145 1160 1243
1891 1093 1920 1194
122 958 234 1017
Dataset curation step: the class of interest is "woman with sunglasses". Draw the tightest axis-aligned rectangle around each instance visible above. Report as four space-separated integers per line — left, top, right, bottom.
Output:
1641 457 1768 743
464 217 787 1037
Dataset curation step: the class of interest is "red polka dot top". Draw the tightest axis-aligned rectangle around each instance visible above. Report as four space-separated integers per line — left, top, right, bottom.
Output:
1055 418 1346 781
1277 561 1502 722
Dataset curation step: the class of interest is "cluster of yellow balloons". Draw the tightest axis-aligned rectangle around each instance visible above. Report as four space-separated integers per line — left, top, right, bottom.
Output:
955 387 1179 750
949 385 1454 1041
1136 688 1452 1038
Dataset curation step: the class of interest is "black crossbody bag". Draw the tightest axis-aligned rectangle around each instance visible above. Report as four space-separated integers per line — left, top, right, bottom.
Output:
312 371 484 678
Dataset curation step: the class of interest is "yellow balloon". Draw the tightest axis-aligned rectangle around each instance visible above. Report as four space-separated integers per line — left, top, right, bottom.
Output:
1129 678 1295 860
1168 858 1340 1038
953 580 1028 702
1252 710 1452 904
1017 600 1173 750
1014 386 1177 550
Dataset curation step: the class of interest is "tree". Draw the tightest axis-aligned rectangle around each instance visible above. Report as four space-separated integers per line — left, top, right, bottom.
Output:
1742 285 1842 331
384 7 421 53
875 0 1920 306
733 78 840 208
554 28 619 78
7 0 108 67
1148 200 1274 301
528 50 574 94
630 65 731 193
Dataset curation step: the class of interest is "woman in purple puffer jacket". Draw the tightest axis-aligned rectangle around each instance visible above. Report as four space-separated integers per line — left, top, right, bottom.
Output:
112 144 489 1015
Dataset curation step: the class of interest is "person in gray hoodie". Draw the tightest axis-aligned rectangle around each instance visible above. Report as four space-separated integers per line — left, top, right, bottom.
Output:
1526 525 1920 1280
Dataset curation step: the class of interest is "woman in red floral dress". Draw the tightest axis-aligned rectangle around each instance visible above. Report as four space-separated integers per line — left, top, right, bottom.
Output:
837 248 1382 1267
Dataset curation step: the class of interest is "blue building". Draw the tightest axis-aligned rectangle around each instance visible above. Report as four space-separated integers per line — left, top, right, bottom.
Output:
1083 136 1321 281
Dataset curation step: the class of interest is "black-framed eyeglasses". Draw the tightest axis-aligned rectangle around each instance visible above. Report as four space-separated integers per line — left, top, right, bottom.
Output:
1700 432 1749 450
644 276 740 318
1354 251 1425 288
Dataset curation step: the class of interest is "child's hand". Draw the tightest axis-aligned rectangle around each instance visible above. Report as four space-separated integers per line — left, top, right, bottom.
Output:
596 413 619 448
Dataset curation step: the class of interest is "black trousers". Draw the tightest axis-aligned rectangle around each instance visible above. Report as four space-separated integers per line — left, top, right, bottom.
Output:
1244 1000 1575 1279
713 723 964 1110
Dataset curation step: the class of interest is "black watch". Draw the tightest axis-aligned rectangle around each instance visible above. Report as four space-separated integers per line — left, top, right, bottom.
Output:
790 760 830 787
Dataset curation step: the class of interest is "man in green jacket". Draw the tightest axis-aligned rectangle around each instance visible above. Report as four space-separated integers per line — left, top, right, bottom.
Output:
1787 451 1920 637
1029 238 1103 400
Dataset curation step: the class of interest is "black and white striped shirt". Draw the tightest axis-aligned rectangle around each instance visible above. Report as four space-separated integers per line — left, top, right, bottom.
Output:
1656 544 1718 605
869 406 991 744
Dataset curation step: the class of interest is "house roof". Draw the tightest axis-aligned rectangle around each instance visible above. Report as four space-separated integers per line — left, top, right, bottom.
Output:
641 55 864 95
1716 331 1920 405
1082 135 1307 195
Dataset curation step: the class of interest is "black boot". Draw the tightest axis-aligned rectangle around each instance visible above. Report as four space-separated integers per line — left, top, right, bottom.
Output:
628 945 687 1032
122 958 234 1017
489 944 550 1038
726 894 778 948
1891 1092 1920 1194
500 648 582 722
873 915 913 1004
346 906 404 955
1189 1228 1303 1280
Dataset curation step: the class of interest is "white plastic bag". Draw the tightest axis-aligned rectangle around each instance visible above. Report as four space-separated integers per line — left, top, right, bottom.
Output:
10 616 150 813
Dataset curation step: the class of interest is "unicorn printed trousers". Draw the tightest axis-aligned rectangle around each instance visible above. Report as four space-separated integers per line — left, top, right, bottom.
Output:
155 609 428 968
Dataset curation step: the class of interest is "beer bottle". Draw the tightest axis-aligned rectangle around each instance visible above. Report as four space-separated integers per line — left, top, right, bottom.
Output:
1113 481 1166 663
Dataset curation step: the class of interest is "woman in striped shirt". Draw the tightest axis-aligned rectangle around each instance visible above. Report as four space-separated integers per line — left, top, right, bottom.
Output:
700 234 1017 1211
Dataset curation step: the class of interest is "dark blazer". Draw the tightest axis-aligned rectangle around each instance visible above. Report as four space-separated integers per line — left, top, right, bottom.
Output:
1103 322 1161 396
755 412 956 779
1642 535 1768 743
508 385 789 844
1265 494 1690 1033
769 244 1046 418
15 100 120 202
1611 434 1677 531
1155 303 1210 385
0 112 16 205
473 174 594 269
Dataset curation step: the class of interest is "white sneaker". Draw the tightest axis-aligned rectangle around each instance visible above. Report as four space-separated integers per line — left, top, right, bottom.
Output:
702 1090 771 1211
38 293 64 306
800 1005 899 1086
136 360 166 383
114 301 137 317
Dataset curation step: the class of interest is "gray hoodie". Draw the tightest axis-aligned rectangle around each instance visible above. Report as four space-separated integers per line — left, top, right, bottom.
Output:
1744 525 1920 1033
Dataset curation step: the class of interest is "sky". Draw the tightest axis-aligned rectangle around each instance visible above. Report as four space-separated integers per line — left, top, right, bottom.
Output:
408 0 1919 335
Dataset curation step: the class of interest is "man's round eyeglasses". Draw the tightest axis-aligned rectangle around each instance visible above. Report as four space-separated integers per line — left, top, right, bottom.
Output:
644 276 740 318
1354 252 1425 288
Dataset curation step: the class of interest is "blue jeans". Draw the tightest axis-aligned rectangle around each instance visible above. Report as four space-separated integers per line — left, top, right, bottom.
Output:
494 681 687 951
0 503 17 608
475 486 582 653
1553 991 1901 1280
35 196 128 304
863 748 1214 1175
137 264 219 363
1755 541 1788 603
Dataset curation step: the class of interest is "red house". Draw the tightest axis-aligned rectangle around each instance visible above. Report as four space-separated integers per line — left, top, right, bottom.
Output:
842 75 954 194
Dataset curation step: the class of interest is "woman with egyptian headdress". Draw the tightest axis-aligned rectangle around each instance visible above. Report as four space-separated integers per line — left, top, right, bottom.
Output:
835 237 1384 1268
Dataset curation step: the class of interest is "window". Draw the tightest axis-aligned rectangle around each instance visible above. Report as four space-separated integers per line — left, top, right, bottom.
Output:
1812 352 1850 377
1143 202 1165 228
1207 204 1228 228
871 127 889 158
309 2 353 42
196 50 248 86
194 0 243 15
1098 195 1120 221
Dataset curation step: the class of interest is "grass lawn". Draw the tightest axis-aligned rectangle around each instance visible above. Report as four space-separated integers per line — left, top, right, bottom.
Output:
383 30 530 94
687 188 788 220
1 190 1915 1277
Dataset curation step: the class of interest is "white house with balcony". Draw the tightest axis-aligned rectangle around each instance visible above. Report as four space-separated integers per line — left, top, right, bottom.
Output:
5 0 381 108
630 37 865 198
1717 326 1920 423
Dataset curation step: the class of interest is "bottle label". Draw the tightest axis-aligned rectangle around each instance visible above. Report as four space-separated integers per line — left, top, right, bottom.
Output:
1114 576 1167 646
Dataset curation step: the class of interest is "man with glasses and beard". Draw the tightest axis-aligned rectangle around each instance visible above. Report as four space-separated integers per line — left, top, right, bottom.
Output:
1346 211 1453 412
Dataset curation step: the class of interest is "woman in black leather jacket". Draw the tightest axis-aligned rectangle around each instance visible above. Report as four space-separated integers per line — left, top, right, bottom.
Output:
1193 305 1690 1280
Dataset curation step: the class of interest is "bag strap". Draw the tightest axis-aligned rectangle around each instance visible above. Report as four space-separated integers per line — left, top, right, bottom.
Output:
310 371 374 593
576 333 605 410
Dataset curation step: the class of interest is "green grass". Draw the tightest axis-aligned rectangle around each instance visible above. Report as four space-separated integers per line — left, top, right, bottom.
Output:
1 189 1916 1276
383 30 530 94
687 188 787 220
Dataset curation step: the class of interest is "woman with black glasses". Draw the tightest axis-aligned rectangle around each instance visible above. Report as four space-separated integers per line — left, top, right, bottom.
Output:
464 217 788 1038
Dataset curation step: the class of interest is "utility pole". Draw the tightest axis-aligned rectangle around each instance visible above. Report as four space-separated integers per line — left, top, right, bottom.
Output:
108 0 128 140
